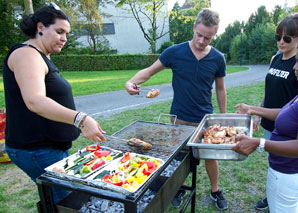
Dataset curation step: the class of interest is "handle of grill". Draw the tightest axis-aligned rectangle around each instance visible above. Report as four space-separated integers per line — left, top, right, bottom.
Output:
157 113 177 124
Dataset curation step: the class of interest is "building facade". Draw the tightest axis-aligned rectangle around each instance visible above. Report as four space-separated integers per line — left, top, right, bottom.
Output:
77 3 170 54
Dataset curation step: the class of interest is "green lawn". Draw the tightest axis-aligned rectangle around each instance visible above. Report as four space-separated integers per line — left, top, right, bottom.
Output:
0 66 248 108
0 80 267 213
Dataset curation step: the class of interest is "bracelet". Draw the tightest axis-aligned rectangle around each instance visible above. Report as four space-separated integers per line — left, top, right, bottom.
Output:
78 114 88 129
74 112 87 128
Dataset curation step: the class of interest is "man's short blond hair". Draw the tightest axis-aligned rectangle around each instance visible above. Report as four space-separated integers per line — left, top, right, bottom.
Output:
195 8 220 32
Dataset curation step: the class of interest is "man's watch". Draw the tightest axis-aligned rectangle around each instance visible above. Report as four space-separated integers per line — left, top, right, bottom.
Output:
256 138 266 153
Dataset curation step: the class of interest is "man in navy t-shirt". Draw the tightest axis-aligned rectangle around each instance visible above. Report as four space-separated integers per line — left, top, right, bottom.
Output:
125 8 227 210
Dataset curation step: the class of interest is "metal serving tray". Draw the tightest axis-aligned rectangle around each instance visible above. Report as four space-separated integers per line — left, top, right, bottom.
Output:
86 152 165 194
44 145 123 180
187 113 253 161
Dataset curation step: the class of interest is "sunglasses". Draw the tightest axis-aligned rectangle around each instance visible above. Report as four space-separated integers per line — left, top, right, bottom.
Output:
49 2 61 11
275 34 293 43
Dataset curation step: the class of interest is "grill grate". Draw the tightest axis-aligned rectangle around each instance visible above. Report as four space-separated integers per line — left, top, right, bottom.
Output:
104 121 195 161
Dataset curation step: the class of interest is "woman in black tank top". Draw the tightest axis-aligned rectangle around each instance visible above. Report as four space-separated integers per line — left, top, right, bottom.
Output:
3 4 106 204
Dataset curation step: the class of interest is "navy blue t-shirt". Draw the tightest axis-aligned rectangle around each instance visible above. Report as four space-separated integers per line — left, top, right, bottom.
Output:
159 42 226 123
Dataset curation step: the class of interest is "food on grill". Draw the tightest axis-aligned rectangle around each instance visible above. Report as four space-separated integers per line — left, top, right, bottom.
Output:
92 153 162 192
49 145 122 177
127 138 152 149
203 125 246 144
146 89 160 98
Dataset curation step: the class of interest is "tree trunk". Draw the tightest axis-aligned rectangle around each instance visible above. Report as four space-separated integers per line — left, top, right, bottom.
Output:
24 0 34 15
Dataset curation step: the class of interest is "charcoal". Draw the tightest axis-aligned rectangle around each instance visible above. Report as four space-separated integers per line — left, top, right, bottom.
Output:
101 200 110 211
160 159 181 177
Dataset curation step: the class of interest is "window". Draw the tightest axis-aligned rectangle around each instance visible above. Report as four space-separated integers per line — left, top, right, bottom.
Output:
76 23 115 36
102 23 115 35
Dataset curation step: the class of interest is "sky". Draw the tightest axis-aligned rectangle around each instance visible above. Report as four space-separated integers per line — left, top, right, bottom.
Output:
168 0 297 34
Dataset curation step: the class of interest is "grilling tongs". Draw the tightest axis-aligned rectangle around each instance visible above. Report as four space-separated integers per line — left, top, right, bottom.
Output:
102 131 147 148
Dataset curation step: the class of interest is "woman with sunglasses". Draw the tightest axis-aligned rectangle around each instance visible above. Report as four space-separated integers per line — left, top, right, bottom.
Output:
252 13 298 211
3 4 106 203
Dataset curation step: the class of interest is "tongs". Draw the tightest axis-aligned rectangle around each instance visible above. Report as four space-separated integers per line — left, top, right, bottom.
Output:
133 83 152 95
103 132 143 148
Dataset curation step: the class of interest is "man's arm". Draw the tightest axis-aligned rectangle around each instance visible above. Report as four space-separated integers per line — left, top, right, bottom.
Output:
125 59 166 95
215 77 226 113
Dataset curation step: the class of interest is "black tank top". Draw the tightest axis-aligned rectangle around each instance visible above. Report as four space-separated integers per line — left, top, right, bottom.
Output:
3 43 80 150
261 53 298 132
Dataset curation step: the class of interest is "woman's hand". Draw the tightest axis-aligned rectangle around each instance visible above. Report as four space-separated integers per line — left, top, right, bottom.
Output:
253 116 261 132
232 135 259 156
80 116 106 142
125 82 140 95
234 103 252 114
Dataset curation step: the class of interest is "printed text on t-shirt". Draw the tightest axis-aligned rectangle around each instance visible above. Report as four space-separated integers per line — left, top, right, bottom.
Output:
268 68 289 79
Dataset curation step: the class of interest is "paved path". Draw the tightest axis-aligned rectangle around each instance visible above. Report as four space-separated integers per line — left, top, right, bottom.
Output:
74 65 269 117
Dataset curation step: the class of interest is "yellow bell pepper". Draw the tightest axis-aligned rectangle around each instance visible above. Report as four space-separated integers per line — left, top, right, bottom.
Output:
106 155 111 161
131 161 140 167
126 177 133 183
123 184 136 192
131 180 139 187
136 164 148 178
135 175 148 184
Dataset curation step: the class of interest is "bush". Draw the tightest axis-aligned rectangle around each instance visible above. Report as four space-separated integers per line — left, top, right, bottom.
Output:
0 54 159 72
51 54 159 71
157 41 174 53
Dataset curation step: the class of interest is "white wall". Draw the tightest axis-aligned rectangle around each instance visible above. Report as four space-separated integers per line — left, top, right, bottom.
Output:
77 3 170 54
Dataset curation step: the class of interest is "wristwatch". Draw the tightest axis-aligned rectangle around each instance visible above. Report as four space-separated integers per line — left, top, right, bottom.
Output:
256 138 266 153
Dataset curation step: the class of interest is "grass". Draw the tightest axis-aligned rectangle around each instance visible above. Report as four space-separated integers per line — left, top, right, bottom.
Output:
0 80 267 213
0 66 247 108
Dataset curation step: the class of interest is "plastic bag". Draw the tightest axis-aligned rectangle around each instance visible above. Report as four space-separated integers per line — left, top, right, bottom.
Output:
0 110 11 163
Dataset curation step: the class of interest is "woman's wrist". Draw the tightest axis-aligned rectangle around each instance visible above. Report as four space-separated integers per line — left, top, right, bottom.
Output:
74 112 88 129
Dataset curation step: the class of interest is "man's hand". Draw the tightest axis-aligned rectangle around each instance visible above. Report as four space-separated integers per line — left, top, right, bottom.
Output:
232 135 259 155
125 82 140 95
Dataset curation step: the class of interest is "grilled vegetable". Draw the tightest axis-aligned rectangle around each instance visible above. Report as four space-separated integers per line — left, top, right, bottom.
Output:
86 144 100 151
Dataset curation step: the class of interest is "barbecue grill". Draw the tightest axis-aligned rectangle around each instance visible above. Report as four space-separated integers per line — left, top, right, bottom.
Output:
36 120 199 213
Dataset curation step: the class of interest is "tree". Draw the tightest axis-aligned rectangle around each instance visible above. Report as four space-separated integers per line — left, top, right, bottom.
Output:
76 0 103 53
212 20 244 61
115 0 169 53
169 0 210 44
245 6 271 36
229 32 247 64
24 0 33 14
0 0 24 55
272 5 286 25
247 23 276 64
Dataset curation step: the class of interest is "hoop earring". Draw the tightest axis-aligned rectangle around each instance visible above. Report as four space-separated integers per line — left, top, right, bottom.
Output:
39 32 43 36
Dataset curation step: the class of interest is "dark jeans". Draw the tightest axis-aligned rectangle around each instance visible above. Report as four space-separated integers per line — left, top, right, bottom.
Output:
5 144 70 203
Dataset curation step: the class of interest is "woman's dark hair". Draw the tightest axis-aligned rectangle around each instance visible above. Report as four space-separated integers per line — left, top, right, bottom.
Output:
276 13 298 37
20 5 70 38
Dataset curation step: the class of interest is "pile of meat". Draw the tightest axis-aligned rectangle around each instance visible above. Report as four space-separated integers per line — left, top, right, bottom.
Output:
203 125 246 144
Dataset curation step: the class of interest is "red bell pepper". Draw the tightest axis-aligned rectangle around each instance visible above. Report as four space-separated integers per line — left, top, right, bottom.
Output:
91 160 105 170
102 174 123 186
102 174 113 181
140 161 157 173
142 169 151 176
120 152 130 163
86 144 100 152
94 150 110 158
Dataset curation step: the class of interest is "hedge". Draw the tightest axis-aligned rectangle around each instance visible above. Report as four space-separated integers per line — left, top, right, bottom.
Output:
0 54 160 72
